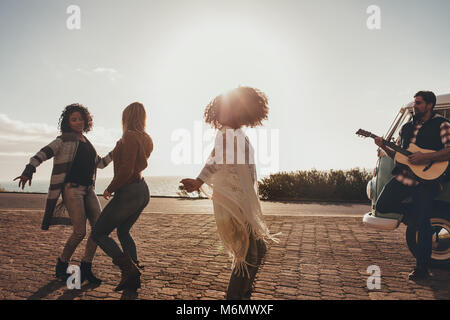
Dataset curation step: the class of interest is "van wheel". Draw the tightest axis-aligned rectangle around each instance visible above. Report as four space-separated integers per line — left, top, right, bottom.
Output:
405 211 450 268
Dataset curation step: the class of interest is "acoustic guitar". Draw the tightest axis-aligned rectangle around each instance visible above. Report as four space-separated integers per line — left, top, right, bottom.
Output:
356 128 449 181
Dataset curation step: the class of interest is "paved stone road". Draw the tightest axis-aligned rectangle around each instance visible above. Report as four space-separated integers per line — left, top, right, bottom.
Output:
0 193 370 217
0 207 449 300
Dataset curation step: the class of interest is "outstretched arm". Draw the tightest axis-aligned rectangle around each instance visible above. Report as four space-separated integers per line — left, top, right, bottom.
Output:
197 148 220 184
14 137 62 189
96 150 114 169
180 148 220 192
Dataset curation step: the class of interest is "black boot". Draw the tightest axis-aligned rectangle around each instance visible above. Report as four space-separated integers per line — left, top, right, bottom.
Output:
55 257 69 281
80 261 102 284
113 253 141 291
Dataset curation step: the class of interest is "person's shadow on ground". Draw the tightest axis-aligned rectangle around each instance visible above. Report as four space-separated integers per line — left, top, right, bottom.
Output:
409 266 450 299
56 282 101 300
27 279 65 300
431 268 450 299
26 279 101 300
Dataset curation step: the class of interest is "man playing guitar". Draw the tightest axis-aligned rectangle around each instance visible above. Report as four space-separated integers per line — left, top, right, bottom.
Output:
375 91 450 280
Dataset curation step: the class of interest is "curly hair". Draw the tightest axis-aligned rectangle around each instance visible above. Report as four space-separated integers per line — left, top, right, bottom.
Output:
204 86 269 129
58 103 93 133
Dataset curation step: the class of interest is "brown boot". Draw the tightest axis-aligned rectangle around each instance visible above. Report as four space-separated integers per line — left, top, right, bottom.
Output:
112 253 141 291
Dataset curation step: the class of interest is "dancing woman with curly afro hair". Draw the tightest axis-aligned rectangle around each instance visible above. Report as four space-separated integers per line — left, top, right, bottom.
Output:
15 103 113 285
181 86 279 300
204 86 269 129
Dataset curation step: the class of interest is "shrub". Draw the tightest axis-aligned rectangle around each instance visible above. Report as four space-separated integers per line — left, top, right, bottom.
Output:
258 168 371 202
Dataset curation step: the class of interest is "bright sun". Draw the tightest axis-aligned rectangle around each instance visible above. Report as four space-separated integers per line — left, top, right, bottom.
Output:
152 18 307 113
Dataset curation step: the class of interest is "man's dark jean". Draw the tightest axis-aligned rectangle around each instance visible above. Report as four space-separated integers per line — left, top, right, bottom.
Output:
375 177 440 269
91 178 150 262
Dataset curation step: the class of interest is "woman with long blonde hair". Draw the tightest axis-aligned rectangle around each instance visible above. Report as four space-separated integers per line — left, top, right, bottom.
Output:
91 102 153 291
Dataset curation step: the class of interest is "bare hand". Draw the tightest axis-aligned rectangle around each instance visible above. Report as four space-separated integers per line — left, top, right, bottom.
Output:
13 175 31 190
408 152 429 165
103 189 112 200
180 178 203 193
374 137 384 148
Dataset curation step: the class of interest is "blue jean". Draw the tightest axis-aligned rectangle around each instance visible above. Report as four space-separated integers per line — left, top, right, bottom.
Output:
375 177 440 269
91 179 150 261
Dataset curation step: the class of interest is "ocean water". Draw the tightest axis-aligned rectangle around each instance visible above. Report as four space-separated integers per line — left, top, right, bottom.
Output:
0 176 186 197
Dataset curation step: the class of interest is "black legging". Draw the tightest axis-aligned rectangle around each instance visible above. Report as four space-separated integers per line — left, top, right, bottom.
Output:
91 179 149 262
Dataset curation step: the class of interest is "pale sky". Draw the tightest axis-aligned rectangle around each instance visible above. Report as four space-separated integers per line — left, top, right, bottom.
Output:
1 0 450 182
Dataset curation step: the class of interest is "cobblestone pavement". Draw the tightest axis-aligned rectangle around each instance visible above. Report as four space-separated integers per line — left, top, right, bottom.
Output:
0 208 449 300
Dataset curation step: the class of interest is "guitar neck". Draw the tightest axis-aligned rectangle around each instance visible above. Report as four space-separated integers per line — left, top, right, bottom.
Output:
368 133 412 156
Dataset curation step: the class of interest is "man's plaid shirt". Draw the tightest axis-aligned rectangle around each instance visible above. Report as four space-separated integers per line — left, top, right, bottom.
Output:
394 114 450 187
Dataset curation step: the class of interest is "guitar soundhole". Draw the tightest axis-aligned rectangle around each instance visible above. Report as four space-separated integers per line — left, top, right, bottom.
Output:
423 162 433 172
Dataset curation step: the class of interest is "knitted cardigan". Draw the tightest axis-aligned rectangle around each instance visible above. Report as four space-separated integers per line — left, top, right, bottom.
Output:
21 132 113 230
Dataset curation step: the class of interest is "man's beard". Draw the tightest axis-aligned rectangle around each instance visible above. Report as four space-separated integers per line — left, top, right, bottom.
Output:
413 108 426 120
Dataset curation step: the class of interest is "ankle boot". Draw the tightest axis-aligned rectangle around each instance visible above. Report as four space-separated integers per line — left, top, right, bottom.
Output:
55 257 69 281
80 261 102 284
112 253 141 291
